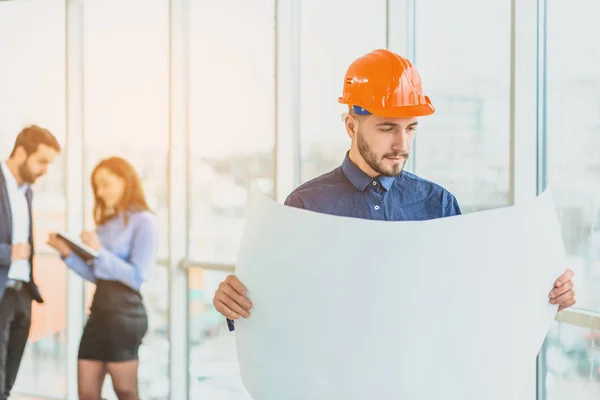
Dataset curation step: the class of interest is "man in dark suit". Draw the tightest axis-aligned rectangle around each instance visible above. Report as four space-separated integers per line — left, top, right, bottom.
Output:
0 125 60 399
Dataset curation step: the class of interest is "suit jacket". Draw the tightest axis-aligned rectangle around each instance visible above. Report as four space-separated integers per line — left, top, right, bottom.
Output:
0 167 44 304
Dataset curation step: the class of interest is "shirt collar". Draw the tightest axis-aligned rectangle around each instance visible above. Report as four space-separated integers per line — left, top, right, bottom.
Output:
1 161 29 193
341 152 396 192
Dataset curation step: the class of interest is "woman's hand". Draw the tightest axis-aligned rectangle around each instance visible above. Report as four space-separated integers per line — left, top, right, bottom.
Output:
80 231 102 251
47 233 72 258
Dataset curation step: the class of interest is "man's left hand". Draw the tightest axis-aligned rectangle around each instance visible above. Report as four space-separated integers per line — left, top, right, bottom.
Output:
550 269 576 311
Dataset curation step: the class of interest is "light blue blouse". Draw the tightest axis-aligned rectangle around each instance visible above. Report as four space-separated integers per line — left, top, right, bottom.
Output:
62 210 159 291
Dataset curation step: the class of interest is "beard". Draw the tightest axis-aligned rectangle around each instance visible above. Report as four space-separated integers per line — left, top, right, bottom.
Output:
19 160 40 184
357 131 408 177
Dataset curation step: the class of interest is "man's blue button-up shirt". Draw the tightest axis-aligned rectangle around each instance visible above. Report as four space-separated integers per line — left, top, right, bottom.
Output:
285 152 461 221
227 152 461 331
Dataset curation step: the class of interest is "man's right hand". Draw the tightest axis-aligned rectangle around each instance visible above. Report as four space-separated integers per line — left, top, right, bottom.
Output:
11 243 31 261
213 274 253 320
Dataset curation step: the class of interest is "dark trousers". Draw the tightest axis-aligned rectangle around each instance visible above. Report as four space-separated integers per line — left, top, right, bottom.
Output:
0 287 31 400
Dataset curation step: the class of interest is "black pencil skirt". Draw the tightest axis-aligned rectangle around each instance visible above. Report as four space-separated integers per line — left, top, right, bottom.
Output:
78 280 148 362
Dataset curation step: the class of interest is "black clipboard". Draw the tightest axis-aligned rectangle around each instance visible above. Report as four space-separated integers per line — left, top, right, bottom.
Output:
56 232 99 262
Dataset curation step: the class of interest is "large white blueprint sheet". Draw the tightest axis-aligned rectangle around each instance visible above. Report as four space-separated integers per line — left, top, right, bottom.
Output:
234 189 565 400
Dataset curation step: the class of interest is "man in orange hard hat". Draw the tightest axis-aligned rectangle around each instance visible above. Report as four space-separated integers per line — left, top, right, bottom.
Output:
213 49 576 328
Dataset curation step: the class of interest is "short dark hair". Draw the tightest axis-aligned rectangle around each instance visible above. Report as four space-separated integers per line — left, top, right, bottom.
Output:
10 125 61 157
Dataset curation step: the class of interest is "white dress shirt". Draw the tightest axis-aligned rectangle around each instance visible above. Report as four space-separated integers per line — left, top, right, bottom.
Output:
1 162 31 282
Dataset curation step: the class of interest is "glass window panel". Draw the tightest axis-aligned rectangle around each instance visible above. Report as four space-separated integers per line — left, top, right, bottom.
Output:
187 1 275 397
0 0 67 397
414 0 511 212
540 324 600 399
188 0 276 265
298 0 387 181
544 0 600 312
540 1 600 399
82 1 170 398
188 268 250 399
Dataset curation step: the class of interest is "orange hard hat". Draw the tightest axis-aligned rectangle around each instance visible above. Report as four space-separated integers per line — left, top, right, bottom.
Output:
338 49 434 118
